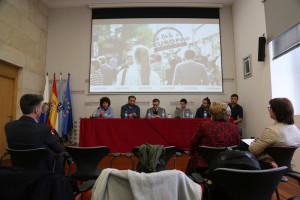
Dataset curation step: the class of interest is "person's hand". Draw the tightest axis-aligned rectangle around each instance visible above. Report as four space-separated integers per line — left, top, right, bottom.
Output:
132 113 137 118
154 115 161 118
100 111 104 118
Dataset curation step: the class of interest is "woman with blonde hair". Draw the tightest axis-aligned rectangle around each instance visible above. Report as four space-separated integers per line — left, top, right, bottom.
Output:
187 101 240 174
115 45 160 85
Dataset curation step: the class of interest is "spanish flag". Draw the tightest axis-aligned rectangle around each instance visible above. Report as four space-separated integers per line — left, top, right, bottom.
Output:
47 73 58 134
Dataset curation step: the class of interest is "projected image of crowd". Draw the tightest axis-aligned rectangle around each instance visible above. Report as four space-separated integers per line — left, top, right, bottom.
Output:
90 23 222 90
90 46 222 86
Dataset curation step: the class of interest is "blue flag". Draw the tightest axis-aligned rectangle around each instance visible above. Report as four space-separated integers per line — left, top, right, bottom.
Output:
40 74 50 124
62 74 73 139
55 73 64 137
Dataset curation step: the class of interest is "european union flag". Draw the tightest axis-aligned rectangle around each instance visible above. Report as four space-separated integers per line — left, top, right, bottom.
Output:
62 73 73 139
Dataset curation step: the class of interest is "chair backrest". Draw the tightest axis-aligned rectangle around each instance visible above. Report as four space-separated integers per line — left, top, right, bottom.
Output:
210 166 288 200
197 145 238 166
66 146 110 180
132 145 178 172
265 145 300 169
7 148 51 171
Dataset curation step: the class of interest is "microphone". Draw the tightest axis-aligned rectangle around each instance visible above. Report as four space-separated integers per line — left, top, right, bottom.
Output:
175 107 181 118
90 107 100 118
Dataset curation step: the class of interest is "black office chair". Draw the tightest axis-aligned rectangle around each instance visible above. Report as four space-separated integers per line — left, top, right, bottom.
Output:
192 145 238 177
66 146 110 199
197 145 239 166
288 197 300 200
6 148 55 171
265 145 300 171
265 145 300 199
0 166 75 200
209 166 288 200
132 145 178 172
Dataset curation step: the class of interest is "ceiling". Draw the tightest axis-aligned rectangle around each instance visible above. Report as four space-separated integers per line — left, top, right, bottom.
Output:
41 0 235 8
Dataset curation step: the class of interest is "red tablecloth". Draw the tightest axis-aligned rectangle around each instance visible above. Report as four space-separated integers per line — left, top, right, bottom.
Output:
79 118 211 152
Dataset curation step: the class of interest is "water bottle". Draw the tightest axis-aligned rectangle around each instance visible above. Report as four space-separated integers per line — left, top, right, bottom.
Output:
148 111 152 118
185 110 190 118
104 112 108 118
161 111 165 118
124 110 128 118
203 110 207 118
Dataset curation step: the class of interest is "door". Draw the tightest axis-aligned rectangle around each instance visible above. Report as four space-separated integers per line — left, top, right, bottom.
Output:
0 60 18 157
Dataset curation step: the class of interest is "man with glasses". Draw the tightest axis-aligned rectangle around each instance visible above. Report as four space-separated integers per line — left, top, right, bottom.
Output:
145 98 166 118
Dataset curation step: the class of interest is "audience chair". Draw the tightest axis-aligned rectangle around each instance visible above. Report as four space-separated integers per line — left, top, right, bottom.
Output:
0 166 75 200
197 145 239 167
66 146 110 199
6 148 55 171
288 197 300 200
193 145 238 178
209 166 288 200
132 145 178 172
110 152 136 170
266 145 300 199
265 145 300 171
91 168 202 200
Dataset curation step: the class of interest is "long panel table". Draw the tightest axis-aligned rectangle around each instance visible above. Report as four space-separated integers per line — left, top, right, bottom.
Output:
79 118 211 152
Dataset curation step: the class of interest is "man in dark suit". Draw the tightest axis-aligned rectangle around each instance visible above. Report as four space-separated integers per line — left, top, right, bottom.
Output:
145 98 166 118
172 49 209 85
5 94 66 174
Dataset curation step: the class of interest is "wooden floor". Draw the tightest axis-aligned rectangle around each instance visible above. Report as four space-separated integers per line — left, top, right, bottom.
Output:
2 154 300 200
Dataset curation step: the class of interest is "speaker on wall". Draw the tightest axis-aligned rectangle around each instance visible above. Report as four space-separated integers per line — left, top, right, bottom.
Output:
258 36 266 62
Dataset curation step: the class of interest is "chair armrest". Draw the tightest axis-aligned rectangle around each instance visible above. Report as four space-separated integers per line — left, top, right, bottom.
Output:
286 171 300 181
0 152 10 166
191 173 206 184
176 152 182 157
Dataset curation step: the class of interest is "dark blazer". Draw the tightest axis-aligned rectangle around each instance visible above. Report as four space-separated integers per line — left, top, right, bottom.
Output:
145 107 166 118
195 106 211 118
5 116 65 173
5 116 64 153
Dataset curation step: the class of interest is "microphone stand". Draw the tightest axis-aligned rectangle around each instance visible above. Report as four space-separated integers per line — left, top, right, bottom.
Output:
90 107 100 118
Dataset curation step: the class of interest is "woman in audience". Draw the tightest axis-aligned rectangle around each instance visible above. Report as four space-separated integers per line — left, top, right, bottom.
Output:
249 98 300 168
95 97 114 118
195 97 211 118
187 101 240 174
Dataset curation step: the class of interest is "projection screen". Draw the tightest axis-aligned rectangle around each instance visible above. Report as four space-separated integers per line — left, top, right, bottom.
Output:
89 7 223 93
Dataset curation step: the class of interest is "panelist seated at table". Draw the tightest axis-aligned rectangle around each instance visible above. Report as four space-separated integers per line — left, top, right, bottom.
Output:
121 95 140 118
195 97 211 118
174 98 193 118
95 97 114 118
145 98 166 118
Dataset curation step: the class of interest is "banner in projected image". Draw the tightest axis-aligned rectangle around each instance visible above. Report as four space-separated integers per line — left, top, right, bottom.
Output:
89 18 223 93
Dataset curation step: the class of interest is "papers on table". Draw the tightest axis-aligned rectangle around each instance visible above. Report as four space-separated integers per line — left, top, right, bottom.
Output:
242 138 255 146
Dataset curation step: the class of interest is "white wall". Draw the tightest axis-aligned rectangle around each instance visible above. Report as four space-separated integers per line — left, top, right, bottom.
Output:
232 0 300 171
46 6 237 141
